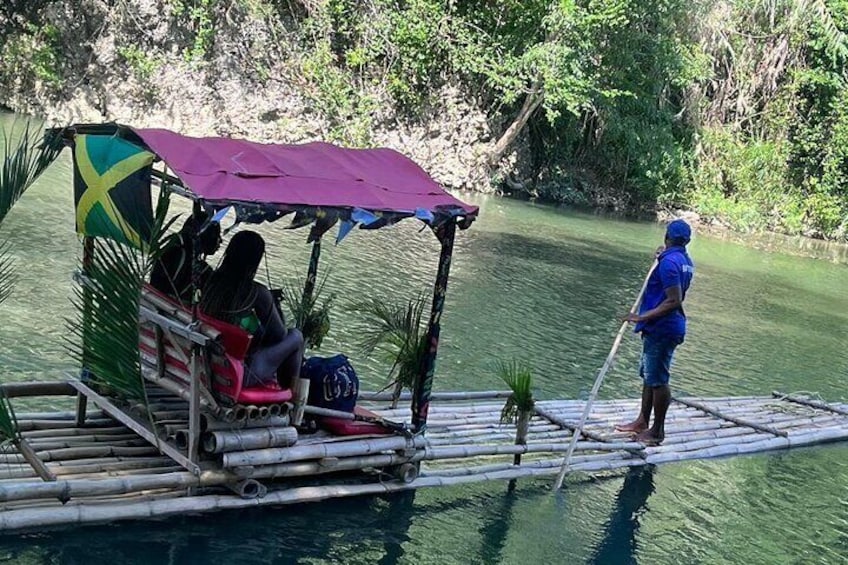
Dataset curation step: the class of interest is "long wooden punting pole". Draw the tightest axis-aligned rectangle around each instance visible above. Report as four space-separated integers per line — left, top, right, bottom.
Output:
413 220 457 431
554 260 657 490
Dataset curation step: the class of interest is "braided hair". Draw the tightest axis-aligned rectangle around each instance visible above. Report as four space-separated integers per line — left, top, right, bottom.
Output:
201 230 265 322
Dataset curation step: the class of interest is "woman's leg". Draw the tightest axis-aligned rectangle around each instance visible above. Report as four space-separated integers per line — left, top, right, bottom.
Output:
246 329 304 387
276 329 304 389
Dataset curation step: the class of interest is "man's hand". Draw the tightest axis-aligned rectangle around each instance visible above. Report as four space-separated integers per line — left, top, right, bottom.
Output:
622 312 642 323
655 245 666 258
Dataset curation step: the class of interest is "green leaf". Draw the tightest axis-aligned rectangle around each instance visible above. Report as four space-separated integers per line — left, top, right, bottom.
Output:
496 359 535 425
356 295 429 391
65 188 173 402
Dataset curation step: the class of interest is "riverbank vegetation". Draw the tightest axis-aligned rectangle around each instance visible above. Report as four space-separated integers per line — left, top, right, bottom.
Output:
1 1 846 240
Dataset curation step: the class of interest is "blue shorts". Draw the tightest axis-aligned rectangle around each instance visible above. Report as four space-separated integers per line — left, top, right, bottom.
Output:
639 333 683 387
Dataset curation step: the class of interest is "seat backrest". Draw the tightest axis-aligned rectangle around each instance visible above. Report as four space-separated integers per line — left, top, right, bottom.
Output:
139 283 252 405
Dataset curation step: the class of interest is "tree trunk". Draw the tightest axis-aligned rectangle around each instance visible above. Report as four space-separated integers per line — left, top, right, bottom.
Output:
390 380 404 410
487 79 544 168
508 409 532 492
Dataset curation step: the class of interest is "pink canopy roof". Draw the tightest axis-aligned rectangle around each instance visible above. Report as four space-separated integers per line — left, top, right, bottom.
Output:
130 128 478 220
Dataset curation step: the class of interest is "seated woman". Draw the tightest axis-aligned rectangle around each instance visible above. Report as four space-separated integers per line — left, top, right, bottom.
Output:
200 230 304 389
151 211 222 304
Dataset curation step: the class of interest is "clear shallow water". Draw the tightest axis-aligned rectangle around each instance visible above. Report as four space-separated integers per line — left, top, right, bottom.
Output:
1 138 847 563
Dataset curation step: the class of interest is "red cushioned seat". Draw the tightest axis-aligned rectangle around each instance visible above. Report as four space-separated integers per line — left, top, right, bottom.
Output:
237 382 293 404
319 406 393 436
140 284 293 406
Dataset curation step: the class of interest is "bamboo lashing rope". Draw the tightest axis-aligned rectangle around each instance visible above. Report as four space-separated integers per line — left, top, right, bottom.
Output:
553 259 658 490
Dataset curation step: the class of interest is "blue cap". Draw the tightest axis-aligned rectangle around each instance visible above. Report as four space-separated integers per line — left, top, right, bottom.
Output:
666 219 691 243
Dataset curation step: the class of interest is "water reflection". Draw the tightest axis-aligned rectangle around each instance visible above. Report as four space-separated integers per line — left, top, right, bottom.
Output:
1 492 421 565
589 466 656 565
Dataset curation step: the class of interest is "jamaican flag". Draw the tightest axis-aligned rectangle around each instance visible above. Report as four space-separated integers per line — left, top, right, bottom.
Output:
73 134 155 248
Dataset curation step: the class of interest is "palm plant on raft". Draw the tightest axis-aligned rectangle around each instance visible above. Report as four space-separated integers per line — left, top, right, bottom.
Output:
0 118 63 308
357 295 429 409
497 358 535 489
0 117 63 480
66 190 176 402
0 392 18 449
279 273 335 349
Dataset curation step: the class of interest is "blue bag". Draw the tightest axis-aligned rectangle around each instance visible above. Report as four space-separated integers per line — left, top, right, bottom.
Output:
303 354 359 413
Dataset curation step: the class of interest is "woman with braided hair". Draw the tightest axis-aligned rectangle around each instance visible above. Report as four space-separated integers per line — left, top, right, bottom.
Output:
201 230 304 389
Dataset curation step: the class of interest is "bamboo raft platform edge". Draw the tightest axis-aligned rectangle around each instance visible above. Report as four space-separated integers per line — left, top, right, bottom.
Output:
0 384 846 532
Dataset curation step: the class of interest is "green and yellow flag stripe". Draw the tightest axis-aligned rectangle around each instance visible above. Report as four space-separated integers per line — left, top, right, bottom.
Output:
73 135 155 248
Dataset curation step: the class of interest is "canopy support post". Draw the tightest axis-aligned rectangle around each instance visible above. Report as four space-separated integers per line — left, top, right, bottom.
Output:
76 236 95 425
301 237 322 307
187 230 203 469
412 220 457 432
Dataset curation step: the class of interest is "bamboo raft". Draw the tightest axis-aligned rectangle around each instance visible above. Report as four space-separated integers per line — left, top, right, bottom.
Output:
1 381 846 532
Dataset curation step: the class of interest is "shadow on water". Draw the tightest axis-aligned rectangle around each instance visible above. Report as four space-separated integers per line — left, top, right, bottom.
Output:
476 488 520 564
588 466 656 565
467 230 638 281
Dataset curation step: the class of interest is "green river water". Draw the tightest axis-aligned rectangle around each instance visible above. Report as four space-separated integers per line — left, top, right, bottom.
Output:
0 145 847 564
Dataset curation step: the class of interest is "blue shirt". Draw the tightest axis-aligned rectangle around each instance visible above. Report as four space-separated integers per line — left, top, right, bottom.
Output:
634 246 694 338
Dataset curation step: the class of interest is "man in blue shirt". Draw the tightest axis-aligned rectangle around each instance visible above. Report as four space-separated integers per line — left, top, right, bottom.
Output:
616 219 695 444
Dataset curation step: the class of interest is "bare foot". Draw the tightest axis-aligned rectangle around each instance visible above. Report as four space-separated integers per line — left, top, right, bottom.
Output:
615 419 648 433
635 430 663 445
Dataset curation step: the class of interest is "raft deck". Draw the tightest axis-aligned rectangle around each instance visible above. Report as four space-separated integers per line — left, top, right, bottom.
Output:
1 382 847 531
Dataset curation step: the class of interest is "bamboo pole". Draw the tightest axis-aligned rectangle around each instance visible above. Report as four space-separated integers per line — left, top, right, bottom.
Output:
292 378 309 427
535 406 611 444
0 456 647 530
425 451 630 477
22 426 129 439
16 418 116 432
202 427 298 454
222 435 426 468
201 415 289 432
672 397 788 437
359 390 514 402
222 406 248 423
2 415 848 532
239 452 423 479
0 381 77 398
228 479 266 500
0 470 235 503
139 365 220 415
554 260 657 489
17 440 56 482
13 410 105 421
773 391 848 416
26 437 145 451
139 289 221 341
35 446 159 462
